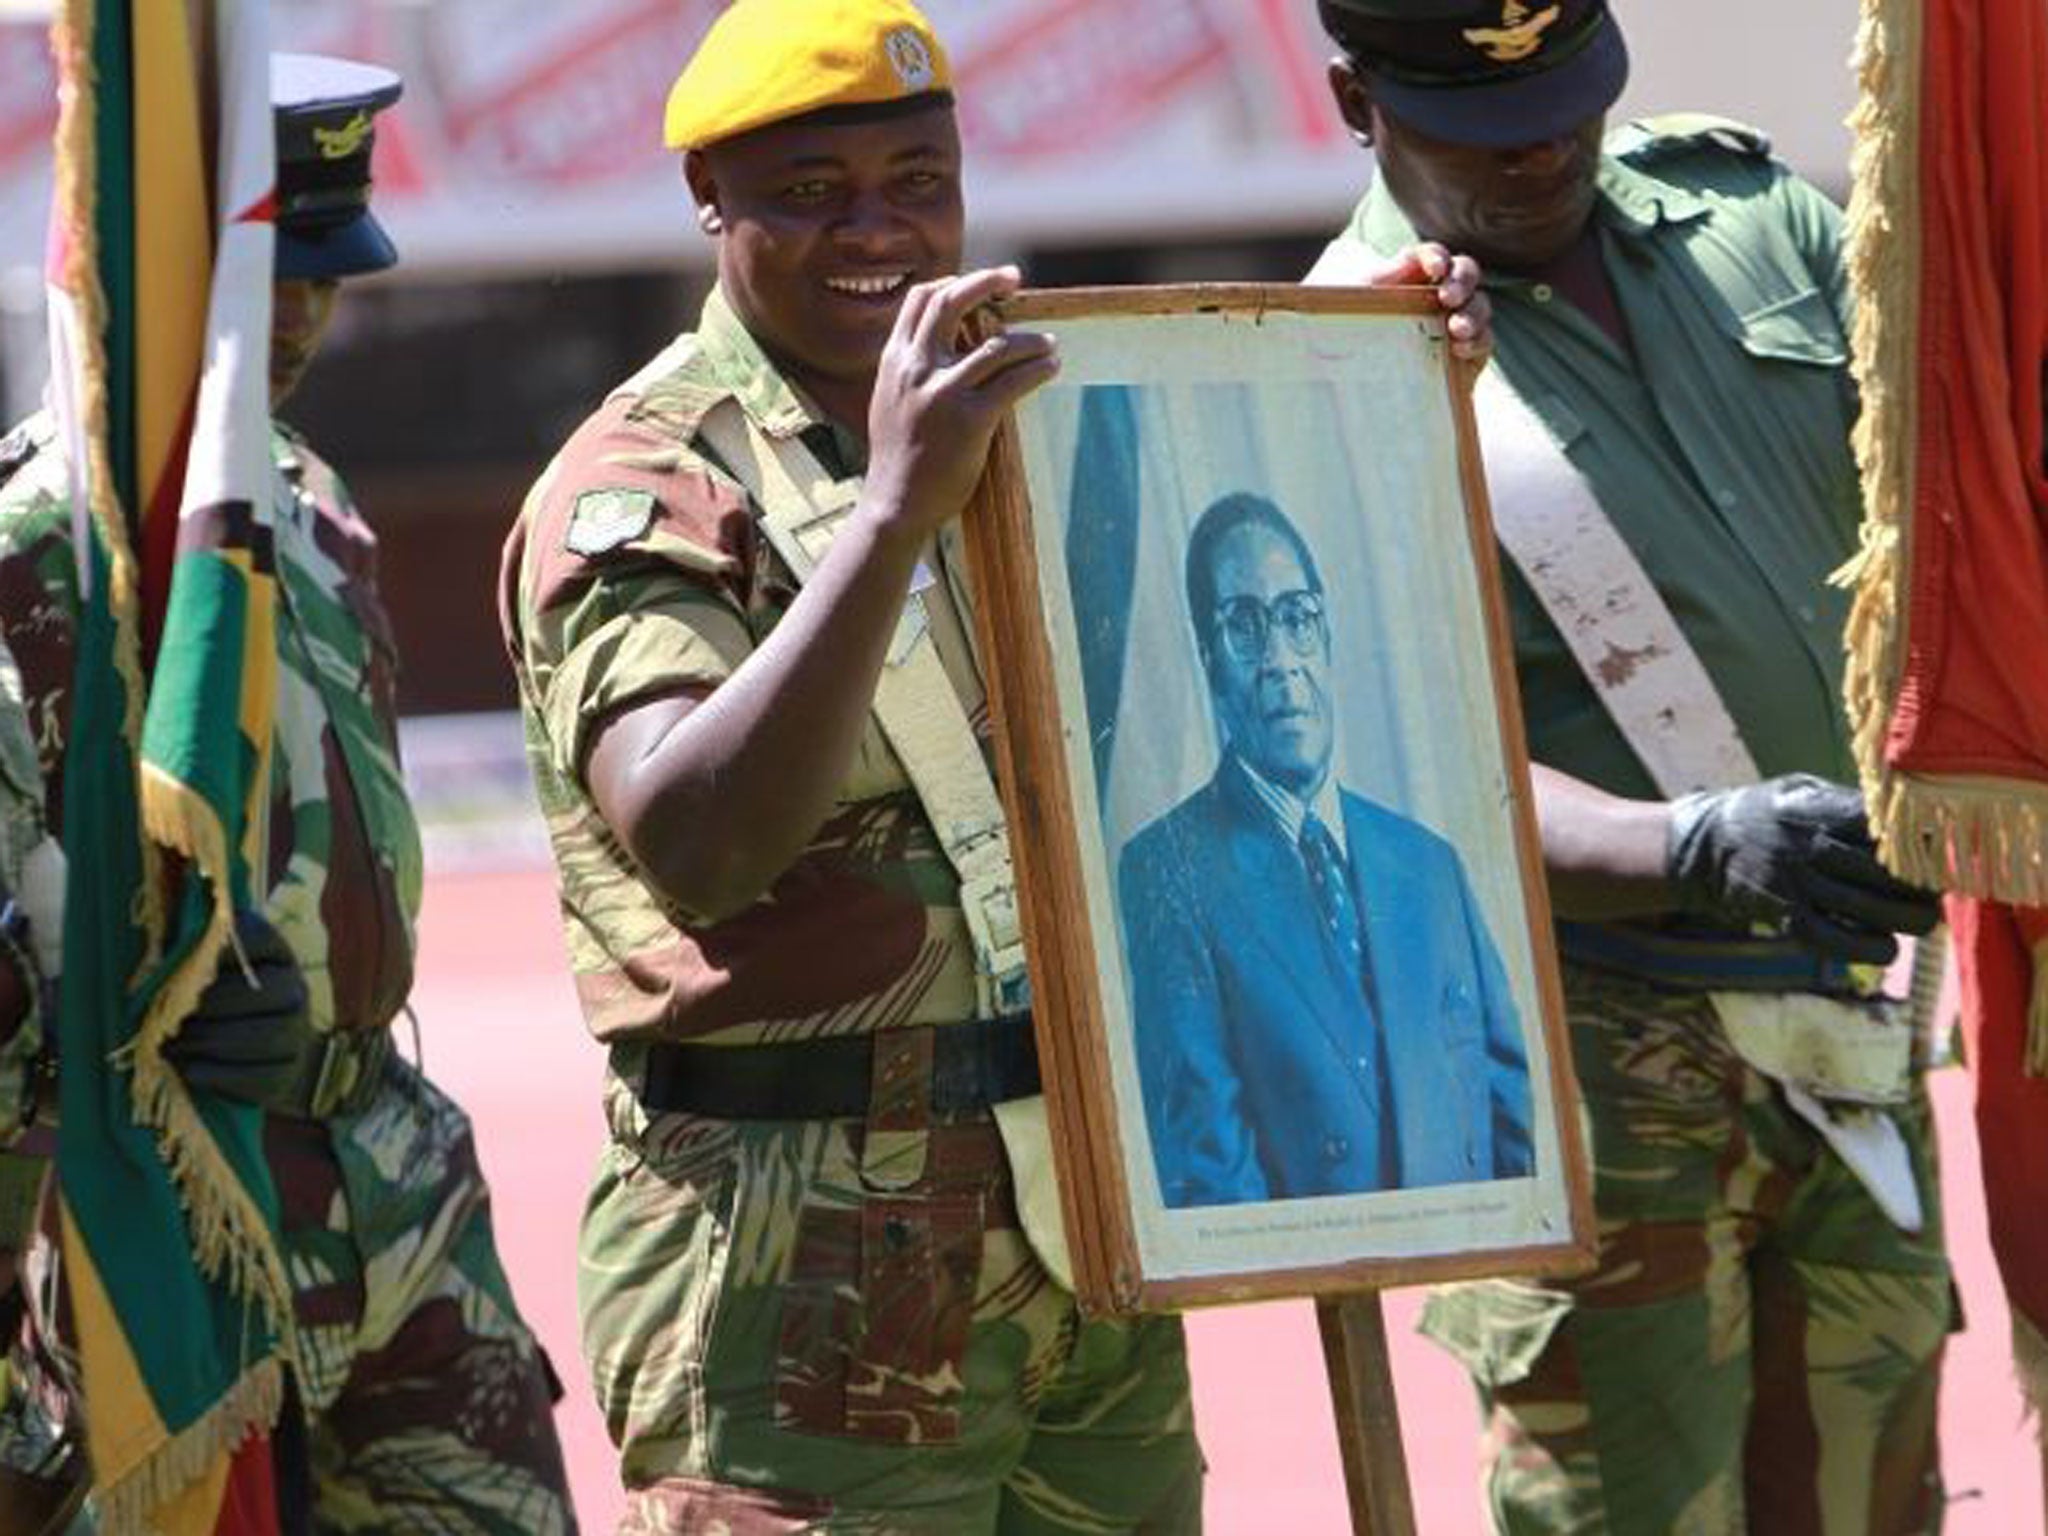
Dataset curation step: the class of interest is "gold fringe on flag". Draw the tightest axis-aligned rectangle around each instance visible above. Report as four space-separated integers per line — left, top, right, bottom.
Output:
1864 775 2048 908
2025 936 2048 1077
1839 0 1930 885
1839 0 2048 904
132 765 298 1337
97 1361 283 1536
49 0 163 946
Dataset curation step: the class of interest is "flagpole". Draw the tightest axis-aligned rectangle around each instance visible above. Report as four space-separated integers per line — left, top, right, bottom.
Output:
1318 1293 1417 1535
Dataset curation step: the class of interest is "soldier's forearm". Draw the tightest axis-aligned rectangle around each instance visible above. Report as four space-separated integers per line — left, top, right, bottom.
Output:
1532 763 1678 921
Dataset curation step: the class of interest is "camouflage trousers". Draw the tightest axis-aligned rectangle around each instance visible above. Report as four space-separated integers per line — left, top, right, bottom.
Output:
1 1052 575 1535
1421 966 1953 1535
581 1082 1204 1534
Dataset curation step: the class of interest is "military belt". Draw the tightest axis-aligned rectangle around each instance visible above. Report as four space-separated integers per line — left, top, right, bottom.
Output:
1557 918 1857 995
640 1014 1040 1121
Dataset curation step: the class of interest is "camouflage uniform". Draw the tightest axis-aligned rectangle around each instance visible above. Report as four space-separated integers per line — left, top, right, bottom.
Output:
1315 124 1954 1532
500 288 1202 1533
0 413 575 1534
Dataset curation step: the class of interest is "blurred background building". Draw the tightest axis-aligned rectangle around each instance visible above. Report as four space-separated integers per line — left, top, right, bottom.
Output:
0 0 1860 721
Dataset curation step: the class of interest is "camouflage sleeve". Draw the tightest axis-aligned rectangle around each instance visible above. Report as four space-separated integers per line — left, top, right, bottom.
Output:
0 420 80 1156
286 431 406 745
0 424 83 801
0 637 55 1167
505 394 763 788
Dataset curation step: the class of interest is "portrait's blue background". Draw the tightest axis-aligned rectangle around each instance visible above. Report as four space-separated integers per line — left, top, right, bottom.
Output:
1047 376 1504 880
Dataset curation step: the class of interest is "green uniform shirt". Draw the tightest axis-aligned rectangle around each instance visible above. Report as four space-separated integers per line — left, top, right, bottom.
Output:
1317 119 1863 798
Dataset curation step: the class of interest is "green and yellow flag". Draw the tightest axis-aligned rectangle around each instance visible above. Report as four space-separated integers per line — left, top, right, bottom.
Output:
46 0 293 1528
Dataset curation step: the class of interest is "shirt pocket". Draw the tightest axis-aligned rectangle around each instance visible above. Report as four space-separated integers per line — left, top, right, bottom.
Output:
1732 285 1848 368
776 1185 984 1445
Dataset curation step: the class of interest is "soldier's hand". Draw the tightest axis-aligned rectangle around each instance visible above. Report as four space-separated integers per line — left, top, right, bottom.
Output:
1665 773 1941 964
862 265 1059 542
1356 241 1492 363
165 910 314 1107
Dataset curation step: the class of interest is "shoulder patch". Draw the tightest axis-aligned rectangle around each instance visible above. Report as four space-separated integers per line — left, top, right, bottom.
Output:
1616 112 1772 162
564 487 656 556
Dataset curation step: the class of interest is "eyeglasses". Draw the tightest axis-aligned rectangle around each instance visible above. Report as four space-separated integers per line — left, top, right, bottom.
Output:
1212 590 1327 666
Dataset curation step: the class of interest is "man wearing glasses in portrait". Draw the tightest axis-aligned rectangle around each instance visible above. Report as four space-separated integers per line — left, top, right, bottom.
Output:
1119 491 1534 1209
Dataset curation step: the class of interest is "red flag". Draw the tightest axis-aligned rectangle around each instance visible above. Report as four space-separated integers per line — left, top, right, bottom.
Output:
1841 0 2048 902
1844 0 2048 1416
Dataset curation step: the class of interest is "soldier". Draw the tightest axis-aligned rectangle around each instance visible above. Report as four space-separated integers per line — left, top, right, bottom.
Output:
1309 2 1950 1531
499 0 1487 1528
0 54 575 1532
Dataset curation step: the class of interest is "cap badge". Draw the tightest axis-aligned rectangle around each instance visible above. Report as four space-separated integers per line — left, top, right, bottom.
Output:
313 109 374 160
883 26 935 90
1462 2 1561 63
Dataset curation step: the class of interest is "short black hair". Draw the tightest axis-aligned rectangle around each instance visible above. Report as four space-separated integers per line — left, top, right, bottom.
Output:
1183 491 1324 668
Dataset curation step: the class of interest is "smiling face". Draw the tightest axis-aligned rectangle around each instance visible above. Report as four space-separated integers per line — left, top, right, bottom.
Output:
269 277 340 408
1205 520 1335 798
686 98 965 427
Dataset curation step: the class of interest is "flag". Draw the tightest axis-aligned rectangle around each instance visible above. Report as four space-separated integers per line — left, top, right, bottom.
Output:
1843 0 2048 1419
1840 0 2048 902
45 0 293 1529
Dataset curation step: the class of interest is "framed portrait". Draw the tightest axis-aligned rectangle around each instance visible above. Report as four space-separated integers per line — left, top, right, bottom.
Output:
964 285 1593 1314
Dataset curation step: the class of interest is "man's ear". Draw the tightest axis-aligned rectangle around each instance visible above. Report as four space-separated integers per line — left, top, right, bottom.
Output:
1327 56 1375 147
683 150 723 236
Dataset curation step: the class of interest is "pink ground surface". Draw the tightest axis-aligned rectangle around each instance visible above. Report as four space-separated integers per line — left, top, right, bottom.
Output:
414 867 2041 1533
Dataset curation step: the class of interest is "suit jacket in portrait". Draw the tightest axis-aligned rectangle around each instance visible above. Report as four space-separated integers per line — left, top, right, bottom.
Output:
1116 755 1534 1208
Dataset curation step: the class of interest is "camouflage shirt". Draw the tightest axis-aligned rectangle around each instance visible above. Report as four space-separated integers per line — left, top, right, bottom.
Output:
0 410 423 1146
499 286 986 1052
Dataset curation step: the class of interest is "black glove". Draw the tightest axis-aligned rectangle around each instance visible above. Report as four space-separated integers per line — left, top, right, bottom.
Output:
1666 773 1942 964
163 910 313 1106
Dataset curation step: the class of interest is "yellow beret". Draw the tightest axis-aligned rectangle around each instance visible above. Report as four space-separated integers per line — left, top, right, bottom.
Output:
663 0 954 151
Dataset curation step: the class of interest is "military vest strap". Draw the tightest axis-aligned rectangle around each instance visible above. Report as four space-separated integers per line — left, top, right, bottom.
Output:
694 399 1029 1021
693 397 1070 1280
1468 364 1925 1231
1472 367 1761 795
1309 241 1760 792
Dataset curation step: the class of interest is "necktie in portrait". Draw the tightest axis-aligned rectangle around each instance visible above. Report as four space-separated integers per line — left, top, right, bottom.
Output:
1302 811 1369 1001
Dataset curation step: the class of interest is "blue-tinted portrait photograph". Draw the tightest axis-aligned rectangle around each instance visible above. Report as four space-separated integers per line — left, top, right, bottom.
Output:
1006 301 1579 1284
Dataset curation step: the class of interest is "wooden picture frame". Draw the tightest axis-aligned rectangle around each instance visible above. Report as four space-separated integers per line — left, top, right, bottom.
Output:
963 284 1593 1314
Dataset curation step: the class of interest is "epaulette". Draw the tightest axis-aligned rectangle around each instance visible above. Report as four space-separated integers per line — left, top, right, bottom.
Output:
618 335 726 435
1611 112 1773 164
